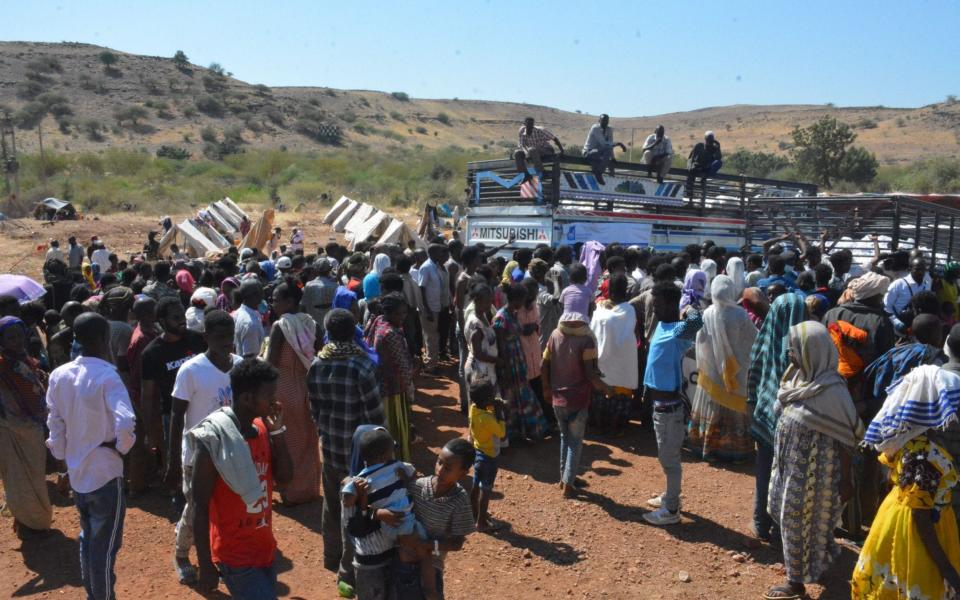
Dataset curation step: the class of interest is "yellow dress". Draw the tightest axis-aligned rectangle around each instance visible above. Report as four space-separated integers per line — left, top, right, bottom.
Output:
851 436 960 599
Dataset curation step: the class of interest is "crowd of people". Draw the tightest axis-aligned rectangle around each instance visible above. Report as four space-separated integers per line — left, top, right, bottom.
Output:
2 223 960 600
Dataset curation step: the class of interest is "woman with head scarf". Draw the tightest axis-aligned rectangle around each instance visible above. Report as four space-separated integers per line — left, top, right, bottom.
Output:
699 258 717 304
740 287 770 329
852 360 960 599
364 293 415 461
174 269 195 307
185 287 218 333
265 280 321 504
216 276 240 312
747 292 807 542
688 276 758 463
680 270 707 312
765 321 862 600
362 253 391 300
726 256 746 299
494 282 547 443
0 316 52 536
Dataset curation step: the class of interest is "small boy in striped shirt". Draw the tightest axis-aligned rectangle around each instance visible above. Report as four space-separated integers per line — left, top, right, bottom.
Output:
342 429 437 600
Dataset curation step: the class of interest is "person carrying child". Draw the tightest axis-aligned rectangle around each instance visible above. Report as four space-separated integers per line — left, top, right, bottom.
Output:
468 383 507 532
342 428 437 600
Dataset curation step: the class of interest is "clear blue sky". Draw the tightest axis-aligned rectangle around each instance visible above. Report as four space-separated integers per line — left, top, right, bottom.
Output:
5 0 958 116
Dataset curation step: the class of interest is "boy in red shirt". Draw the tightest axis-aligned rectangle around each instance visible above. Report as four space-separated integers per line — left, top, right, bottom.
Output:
191 358 293 599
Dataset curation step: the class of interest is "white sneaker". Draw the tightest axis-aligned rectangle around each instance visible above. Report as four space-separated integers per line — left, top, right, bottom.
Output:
646 495 681 510
643 506 681 526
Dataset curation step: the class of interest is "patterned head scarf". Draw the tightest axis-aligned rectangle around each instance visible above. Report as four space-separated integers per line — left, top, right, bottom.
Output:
747 292 808 448
865 365 960 454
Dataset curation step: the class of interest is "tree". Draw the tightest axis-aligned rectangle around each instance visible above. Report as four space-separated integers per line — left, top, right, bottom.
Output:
173 50 189 69
838 146 878 187
114 105 148 127
725 149 790 178
98 51 119 68
789 116 857 187
208 62 225 76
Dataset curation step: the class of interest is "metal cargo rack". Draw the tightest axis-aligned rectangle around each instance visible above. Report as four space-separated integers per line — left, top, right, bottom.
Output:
746 195 960 265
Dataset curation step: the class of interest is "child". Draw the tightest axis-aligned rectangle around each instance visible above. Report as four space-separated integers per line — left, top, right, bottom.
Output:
342 429 437 600
559 263 595 317
468 383 506 531
643 282 703 525
541 312 610 498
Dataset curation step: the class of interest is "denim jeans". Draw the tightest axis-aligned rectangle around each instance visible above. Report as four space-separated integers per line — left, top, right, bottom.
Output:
74 477 125 600
554 406 588 485
219 564 277 600
456 326 468 414
392 557 445 600
653 408 685 513
754 441 776 539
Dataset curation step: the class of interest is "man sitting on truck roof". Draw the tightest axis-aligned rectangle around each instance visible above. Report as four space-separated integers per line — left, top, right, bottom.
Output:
641 125 674 184
686 131 723 199
582 114 627 185
515 117 565 183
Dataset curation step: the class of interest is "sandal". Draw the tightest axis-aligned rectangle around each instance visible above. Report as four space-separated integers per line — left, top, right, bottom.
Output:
763 584 805 600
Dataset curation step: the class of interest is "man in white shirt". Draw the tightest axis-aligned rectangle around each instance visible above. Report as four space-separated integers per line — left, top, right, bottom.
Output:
166 309 241 584
46 313 136 600
45 239 64 263
589 274 638 436
91 241 112 272
233 280 265 358
582 114 627 184
884 257 932 333
641 125 674 184
417 244 446 373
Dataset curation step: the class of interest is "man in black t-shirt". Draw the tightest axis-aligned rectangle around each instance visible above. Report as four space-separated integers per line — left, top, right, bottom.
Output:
141 297 205 474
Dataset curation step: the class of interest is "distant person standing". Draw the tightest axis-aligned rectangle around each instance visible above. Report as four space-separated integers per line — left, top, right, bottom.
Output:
45 239 64 263
582 114 627 184
290 228 304 253
91 241 112 273
234 280 266 358
515 117 564 183
641 125 674 183
686 131 723 198
46 313 136 600
67 236 85 269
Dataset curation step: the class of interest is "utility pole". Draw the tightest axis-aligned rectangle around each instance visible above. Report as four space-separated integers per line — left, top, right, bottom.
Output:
1 113 20 201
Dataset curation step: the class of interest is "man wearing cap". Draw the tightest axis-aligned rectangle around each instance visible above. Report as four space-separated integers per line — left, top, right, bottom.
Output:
641 125 674 183
686 131 723 199
275 255 293 275
302 259 338 334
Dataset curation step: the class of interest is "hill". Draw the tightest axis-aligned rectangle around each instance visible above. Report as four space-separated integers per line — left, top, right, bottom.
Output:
2 41 959 166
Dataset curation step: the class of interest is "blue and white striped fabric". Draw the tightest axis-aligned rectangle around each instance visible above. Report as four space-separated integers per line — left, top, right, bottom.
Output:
864 365 960 454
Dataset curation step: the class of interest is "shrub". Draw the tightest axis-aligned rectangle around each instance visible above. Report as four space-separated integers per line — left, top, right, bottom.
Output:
26 57 63 74
391 91 410 102
144 78 164 96
14 102 47 129
83 119 105 142
353 123 369 135
415 126 428 134
724 149 790 177
264 105 284 126
16 80 44 100
341 110 357 123
56 116 73 134
114 105 149 127
295 116 343 145
253 84 271 96
182 106 198 118
854 118 877 129
157 109 175 120
156 145 191 160
195 95 225 117
895 117 906 128
436 112 451 126
202 74 226 93
98 51 119 68
200 126 218 143
208 62 225 76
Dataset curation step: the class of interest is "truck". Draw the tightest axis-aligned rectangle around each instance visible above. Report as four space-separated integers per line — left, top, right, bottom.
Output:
464 156 960 264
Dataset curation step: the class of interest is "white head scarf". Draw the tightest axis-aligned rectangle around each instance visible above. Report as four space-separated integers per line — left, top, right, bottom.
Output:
702 276 742 391
372 253 391 276
726 257 745 299
700 259 717 300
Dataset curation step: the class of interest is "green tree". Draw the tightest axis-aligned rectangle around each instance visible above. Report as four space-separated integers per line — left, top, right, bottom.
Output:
789 116 857 187
98 51 119 68
173 50 189 69
725 149 790 178
838 146 878 187
208 62 225 76
114 105 148 126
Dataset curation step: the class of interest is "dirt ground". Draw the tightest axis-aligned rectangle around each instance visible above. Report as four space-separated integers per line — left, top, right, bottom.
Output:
0 210 860 600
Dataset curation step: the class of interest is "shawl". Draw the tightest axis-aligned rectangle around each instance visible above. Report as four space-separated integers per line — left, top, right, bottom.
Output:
700 259 717 301
501 261 520 286
278 312 318 369
366 315 413 395
776 321 863 447
726 257 746 299
81 262 96 289
697 276 756 412
865 364 960 454
318 340 367 361
740 287 769 328
217 277 240 311
680 270 707 311
579 240 606 293
862 342 943 418
0 327 46 427
747 292 807 448
175 270 195 294
848 271 890 302
372 253 391 275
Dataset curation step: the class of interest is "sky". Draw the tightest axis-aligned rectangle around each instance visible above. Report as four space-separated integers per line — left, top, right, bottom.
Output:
4 0 959 117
